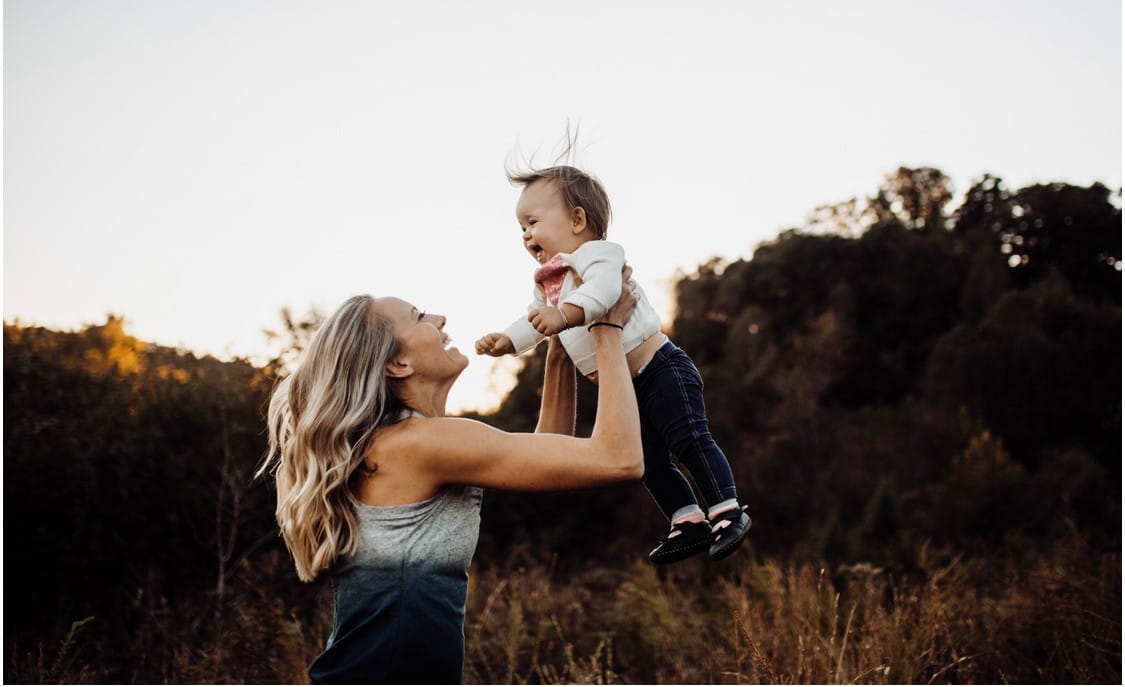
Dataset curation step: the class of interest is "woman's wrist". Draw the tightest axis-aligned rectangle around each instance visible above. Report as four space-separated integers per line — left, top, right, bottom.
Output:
587 321 625 332
545 335 565 356
546 348 570 365
587 322 625 347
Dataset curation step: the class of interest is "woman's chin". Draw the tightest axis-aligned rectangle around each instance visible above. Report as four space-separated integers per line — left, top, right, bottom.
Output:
448 347 470 372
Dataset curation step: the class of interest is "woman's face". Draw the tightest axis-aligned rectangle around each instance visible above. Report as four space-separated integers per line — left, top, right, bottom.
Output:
372 297 468 380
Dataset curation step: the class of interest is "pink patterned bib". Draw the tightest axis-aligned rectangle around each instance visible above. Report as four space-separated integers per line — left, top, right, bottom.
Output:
534 255 569 306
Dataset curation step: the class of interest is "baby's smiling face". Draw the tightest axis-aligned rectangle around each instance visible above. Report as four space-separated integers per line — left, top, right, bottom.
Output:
515 179 589 264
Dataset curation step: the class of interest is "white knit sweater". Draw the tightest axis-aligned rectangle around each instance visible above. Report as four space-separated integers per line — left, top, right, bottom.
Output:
501 240 662 375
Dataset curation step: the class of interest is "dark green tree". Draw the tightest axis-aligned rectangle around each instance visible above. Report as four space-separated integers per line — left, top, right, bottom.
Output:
3 318 282 661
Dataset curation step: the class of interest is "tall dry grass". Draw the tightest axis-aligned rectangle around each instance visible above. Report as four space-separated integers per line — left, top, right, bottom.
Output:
5 550 332 684
7 538 1118 683
464 537 1119 684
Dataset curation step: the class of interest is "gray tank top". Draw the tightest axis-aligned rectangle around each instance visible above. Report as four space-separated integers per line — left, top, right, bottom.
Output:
308 477 483 684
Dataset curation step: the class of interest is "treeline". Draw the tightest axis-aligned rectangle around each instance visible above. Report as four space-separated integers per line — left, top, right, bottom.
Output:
3 168 1120 683
4 318 323 681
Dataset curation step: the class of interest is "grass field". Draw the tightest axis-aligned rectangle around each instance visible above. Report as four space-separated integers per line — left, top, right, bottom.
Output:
11 533 1118 684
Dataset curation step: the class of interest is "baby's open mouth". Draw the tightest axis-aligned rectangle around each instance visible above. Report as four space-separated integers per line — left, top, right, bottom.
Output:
530 244 544 261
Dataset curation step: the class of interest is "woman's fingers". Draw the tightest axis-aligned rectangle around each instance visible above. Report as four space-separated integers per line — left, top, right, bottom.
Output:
621 263 636 298
604 280 639 326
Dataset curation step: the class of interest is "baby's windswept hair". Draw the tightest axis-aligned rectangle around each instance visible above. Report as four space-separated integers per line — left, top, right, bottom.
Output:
507 164 613 240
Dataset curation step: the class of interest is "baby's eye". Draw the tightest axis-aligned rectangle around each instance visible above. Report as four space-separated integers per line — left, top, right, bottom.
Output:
418 310 427 322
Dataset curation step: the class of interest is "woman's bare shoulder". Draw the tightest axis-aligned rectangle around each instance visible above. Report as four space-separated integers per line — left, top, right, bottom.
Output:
360 417 490 501
372 416 499 460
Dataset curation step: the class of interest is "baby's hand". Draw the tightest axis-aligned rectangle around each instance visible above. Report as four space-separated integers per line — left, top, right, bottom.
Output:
528 307 568 336
475 333 515 356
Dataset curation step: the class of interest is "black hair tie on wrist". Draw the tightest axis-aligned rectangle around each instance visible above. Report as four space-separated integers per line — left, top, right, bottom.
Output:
587 322 625 332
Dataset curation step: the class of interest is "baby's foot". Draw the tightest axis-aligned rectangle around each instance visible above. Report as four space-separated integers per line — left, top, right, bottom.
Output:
709 506 751 561
648 520 712 564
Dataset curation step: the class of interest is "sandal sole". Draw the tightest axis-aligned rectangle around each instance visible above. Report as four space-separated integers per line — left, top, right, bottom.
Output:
648 538 712 565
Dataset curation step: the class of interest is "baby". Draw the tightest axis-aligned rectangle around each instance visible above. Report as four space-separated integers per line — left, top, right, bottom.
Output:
476 165 751 563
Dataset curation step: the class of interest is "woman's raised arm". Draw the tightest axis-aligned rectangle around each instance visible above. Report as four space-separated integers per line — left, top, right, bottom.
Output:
536 264 633 437
534 335 576 435
400 279 642 492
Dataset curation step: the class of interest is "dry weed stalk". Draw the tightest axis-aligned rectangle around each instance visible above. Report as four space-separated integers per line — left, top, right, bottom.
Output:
735 611 779 684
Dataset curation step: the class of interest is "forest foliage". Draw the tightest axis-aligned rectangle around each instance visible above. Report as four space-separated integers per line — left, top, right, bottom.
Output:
4 168 1120 683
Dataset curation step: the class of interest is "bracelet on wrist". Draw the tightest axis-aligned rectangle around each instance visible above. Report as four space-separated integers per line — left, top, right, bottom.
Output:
587 321 624 332
557 307 569 328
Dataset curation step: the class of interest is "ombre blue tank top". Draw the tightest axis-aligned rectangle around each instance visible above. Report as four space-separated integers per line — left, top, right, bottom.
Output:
308 484 483 684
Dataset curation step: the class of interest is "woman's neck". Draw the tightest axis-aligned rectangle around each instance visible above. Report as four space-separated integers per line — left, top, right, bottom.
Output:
395 381 452 418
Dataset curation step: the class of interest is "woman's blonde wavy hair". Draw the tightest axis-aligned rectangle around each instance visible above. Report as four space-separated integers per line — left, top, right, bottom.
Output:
258 295 404 582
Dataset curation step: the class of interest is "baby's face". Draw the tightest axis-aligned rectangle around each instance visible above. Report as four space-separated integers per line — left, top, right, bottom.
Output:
515 179 585 264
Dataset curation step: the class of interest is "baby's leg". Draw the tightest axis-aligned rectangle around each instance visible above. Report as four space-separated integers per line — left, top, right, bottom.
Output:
636 348 738 511
639 415 701 521
636 373 711 564
635 344 751 561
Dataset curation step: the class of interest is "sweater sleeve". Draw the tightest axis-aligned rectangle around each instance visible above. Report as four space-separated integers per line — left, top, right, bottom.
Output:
559 241 626 322
501 284 547 354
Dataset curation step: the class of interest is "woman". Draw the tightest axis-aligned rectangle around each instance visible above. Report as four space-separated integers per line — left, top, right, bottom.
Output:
258 276 642 684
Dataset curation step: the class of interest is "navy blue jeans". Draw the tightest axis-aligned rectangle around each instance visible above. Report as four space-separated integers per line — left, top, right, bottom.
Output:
633 341 738 519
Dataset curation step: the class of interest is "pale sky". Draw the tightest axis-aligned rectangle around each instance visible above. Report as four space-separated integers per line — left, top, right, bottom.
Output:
4 0 1121 413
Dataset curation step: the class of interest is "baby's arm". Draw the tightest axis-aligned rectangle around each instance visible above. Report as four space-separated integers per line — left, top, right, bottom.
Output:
528 243 626 335
559 242 627 323
476 285 547 357
528 302 585 336
475 332 515 356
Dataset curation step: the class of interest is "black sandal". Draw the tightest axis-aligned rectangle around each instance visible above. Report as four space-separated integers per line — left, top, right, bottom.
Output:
648 519 712 564
709 506 751 561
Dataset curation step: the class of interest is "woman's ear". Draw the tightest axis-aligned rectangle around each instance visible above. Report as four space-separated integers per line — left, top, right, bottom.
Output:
384 358 413 379
571 206 588 234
